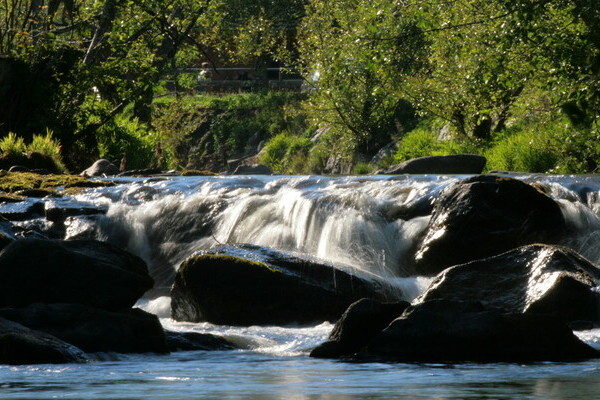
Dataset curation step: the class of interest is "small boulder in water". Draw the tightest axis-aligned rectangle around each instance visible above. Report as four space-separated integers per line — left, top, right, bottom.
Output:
379 154 486 175
231 164 272 175
0 316 87 365
171 244 404 326
310 298 409 358
165 330 238 352
80 159 120 177
0 303 168 354
361 300 599 362
416 244 600 326
413 175 566 275
0 239 153 310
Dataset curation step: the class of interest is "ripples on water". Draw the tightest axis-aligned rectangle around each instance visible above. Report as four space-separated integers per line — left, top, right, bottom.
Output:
2 174 600 398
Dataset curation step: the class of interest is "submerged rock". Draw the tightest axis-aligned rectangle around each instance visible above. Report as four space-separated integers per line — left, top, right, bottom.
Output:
0 316 87 365
413 175 565 275
0 303 168 354
416 244 600 326
171 244 404 326
380 154 486 175
310 298 409 358
0 239 153 310
165 331 238 352
361 300 599 363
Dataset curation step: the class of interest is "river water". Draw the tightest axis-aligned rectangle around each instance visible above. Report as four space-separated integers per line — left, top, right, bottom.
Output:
1 174 600 399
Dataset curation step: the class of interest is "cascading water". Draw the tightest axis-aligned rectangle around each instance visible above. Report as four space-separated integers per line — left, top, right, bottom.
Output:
67 174 600 297
3 173 600 399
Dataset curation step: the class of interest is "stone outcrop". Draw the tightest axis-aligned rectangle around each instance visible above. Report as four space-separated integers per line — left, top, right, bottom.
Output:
416 244 600 326
80 159 120 177
0 303 168 354
379 154 486 175
360 300 599 362
412 175 566 275
310 298 409 358
171 244 404 326
0 239 153 310
0 316 88 365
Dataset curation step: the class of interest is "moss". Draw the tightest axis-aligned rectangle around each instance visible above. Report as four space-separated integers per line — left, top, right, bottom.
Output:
180 254 279 286
0 172 114 199
180 169 219 176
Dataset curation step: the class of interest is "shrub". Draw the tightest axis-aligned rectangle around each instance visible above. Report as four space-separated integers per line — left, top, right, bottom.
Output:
260 133 312 174
0 133 27 157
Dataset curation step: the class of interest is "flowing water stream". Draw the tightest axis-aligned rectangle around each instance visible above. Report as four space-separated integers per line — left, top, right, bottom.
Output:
1 173 600 399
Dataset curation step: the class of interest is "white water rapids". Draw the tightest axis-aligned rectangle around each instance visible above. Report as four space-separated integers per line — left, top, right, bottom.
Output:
65 174 600 298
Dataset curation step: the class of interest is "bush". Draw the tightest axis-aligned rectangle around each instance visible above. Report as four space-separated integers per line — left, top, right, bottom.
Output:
484 128 559 173
0 133 27 157
393 119 482 164
260 133 312 173
0 131 67 173
97 115 160 170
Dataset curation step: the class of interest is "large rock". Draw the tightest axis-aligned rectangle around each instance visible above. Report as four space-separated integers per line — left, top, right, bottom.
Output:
310 298 409 358
413 175 566 275
80 159 120 177
416 244 600 326
171 244 404 326
0 303 168 354
361 300 599 362
380 154 486 175
0 239 153 310
0 316 87 365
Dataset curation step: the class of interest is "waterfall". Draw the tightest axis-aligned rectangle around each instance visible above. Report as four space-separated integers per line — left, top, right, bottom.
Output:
68 174 600 291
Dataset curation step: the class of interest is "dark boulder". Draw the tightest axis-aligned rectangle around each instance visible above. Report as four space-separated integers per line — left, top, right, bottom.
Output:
310 298 409 358
231 164 272 175
413 175 566 275
171 244 404 326
0 303 168 354
0 316 87 365
417 244 600 326
0 239 153 310
380 154 486 175
361 300 599 363
165 330 237 352
80 159 120 177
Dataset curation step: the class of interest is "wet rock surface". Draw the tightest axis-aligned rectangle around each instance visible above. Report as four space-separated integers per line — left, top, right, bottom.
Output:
0 303 168 354
171 244 404 326
416 244 600 326
360 300 599 363
413 175 566 275
0 239 153 310
0 316 88 365
310 298 410 358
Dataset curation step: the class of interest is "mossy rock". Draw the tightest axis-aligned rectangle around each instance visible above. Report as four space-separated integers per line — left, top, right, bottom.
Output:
0 172 114 198
171 245 404 326
180 169 219 176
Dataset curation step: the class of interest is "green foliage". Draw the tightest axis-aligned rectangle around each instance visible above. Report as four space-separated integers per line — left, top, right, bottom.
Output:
352 162 375 175
153 92 306 170
393 119 482 163
96 114 160 170
485 129 559 174
298 0 425 158
0 133 27 157
259 133 312 173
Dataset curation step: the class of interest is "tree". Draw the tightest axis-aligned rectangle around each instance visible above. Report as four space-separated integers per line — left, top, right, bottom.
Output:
297 0 425 157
